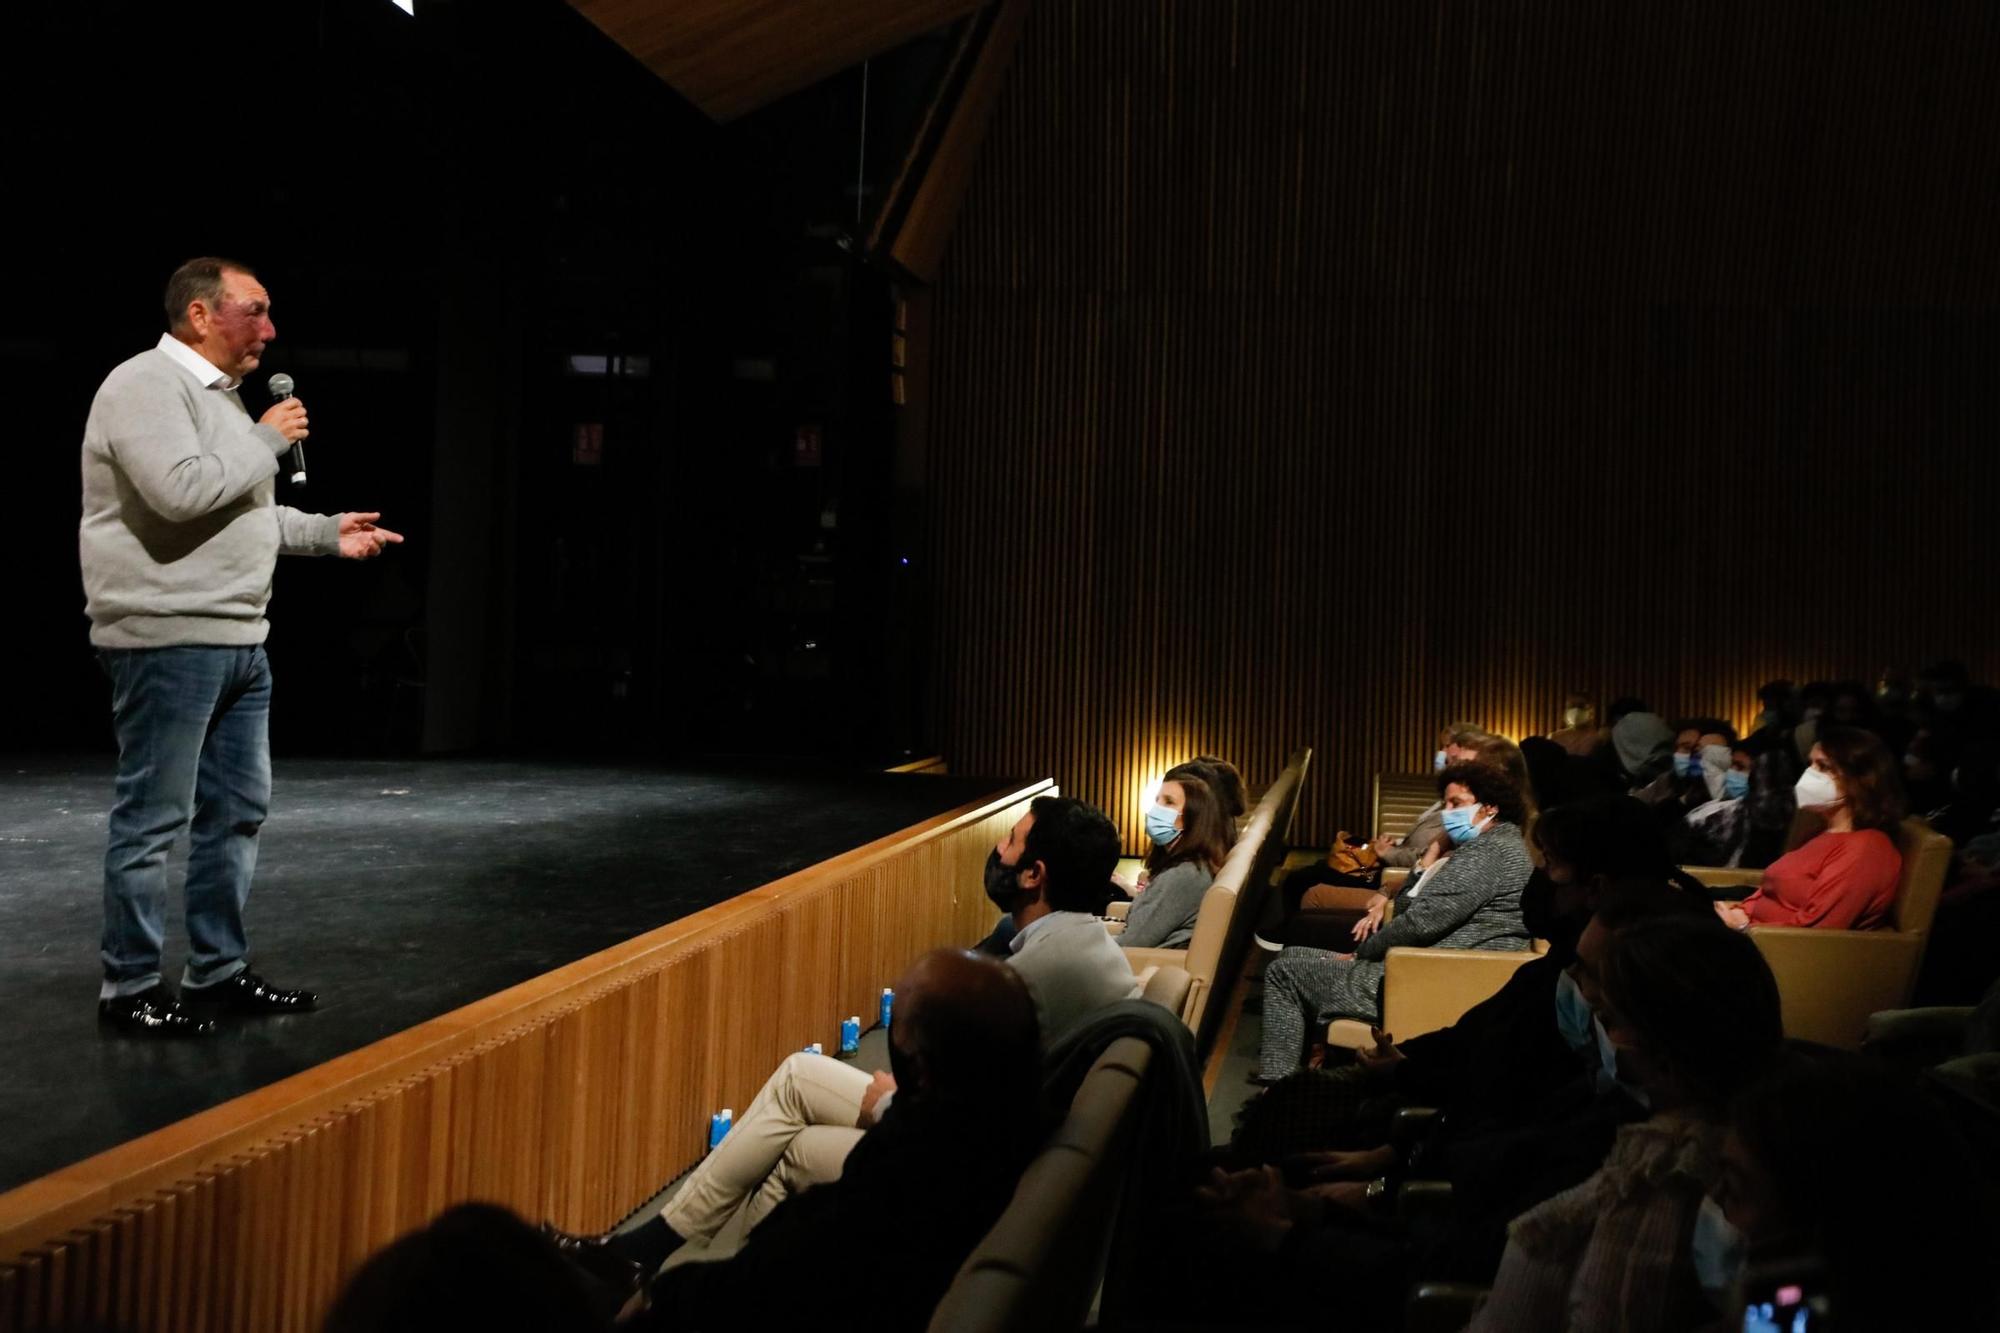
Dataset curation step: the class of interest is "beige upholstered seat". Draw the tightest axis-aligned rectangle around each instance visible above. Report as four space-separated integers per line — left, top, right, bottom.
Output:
925 1037 1152 1333
1688 817 1953 1047
1135 962 1194 1017
1326 940 1548 1049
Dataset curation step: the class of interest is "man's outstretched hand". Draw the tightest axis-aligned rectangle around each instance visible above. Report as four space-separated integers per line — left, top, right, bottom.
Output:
337 512 404 559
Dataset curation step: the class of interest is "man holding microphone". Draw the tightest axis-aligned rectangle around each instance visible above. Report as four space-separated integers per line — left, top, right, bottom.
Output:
80 257 402 1037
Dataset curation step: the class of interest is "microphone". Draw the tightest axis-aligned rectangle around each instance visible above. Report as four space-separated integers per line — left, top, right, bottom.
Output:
267 373 306 486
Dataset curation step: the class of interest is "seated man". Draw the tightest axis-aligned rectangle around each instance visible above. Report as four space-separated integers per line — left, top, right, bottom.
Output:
546 796 1138 1295
629 949 1045 1331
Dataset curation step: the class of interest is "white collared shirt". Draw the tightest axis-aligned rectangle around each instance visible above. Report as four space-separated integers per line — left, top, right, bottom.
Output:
155 332 241 391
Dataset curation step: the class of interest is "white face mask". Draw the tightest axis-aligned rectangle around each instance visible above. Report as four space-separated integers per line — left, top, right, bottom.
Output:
1794 766 1842 811
1699 744 1733 801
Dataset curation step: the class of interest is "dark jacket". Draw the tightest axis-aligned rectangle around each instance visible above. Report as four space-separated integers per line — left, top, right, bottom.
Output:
1393 952 1589 1130
642 1094 1037 1332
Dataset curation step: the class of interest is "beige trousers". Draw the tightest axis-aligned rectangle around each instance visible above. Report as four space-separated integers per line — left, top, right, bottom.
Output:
661 1052 870 1244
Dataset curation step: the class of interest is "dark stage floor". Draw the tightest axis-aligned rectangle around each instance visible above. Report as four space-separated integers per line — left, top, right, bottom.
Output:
0 755 1010 1192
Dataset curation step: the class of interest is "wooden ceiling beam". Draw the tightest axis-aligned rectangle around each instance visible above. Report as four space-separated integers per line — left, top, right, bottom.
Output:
568 0 991 122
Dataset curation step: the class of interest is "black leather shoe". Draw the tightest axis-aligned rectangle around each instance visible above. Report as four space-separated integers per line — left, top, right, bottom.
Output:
182 970 318 1014
99 988 217 1038
539 1222 645 1315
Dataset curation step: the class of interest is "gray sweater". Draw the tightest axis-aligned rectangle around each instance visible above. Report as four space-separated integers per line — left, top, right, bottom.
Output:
1118 860 1215 949
1007 911 1142 1046
80 346 339 648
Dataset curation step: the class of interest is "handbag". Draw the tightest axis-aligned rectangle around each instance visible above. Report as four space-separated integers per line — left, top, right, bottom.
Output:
1324 830 1381 882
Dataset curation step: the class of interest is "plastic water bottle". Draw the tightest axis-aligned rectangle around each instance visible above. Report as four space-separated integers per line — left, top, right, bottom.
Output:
839 1016 861 1055
708 1108 733 1149
879 988 894 1031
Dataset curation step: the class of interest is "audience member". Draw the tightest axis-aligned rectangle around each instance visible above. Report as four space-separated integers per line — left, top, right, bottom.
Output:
989 796 1144 1038
1274 727 1487 927
1257 763 1532 1080
543 799 1135 1302
626 950 1046 1332
1119 774 1234 948
1183 877 1717 1330
1717 726 1906 931
1186 753 1248 822
1791 680 1833 764
1610 710 1675 793
1680 738 1757 867
1469 914 1785 1331
1749 680 1798 745
1605 696 1649 728
1547 693 1605 757
324 1203 603 1333
1736 727 1802 869
1704 1048 1999 1330
1235 798 1683 1165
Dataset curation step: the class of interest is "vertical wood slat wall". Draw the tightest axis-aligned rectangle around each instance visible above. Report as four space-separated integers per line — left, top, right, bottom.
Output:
0 784 1045 1333
922 0 2000 850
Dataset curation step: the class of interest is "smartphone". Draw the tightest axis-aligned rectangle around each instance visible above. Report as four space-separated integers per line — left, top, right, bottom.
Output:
1741 1258 1830 1332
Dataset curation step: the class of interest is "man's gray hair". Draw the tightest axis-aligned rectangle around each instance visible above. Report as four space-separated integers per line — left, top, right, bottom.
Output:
164 257 254 331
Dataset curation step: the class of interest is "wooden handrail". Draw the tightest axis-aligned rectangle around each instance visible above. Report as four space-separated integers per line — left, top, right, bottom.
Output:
0 778 1053 1331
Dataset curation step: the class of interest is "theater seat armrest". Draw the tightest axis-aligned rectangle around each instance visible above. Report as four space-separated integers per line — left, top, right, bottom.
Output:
1378 947 1540 1041
1863 1006 1978 1068
1120 945 1187 975
1390 1106 1440 1152
1102 919 1125 936
1395 1179 1454 1225
1381 867 1412 893
1748 926 1927 1047
1405 1281 1490 1333
1685 867 1764 897
1105 900 1132 921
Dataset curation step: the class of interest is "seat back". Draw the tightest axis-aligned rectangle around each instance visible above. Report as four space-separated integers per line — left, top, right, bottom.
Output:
1373 771 1438 841
1138 963 1194 1017
1890 817 1952 936
1198 748 1310 1050
1743 819 1953 1047
926 1038 1152 1333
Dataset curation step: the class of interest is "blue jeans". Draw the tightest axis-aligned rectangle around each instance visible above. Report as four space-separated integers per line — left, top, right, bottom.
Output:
99 646 272 998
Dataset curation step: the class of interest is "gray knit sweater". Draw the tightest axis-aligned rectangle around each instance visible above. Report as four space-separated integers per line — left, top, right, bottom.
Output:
80 346 340 648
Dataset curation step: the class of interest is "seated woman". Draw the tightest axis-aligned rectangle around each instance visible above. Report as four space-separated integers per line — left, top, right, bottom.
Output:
1716 725 1905 932
1274 726 1486 929
1119 773 1234 949
1698 1048 1998 1330
1110 755 1243 902
1468 915 1784 1332
1257 762 1533 1080
1232 800 1687 1166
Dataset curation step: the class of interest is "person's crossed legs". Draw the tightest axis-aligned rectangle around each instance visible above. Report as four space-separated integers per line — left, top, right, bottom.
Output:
662 1051 871 1244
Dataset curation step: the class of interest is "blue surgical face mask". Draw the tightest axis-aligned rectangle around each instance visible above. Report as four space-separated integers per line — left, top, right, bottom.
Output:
1723 770 1751 800
1690 1195 1746 1305
1440 805 1487 844
1144 802 1181 848
1676 752 1700 778
1553 969 1595 1053
1433 749 1449 772
1593 1015 1652 1108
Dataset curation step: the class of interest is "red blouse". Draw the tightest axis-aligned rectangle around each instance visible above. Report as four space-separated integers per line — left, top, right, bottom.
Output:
1743 829 1902 929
